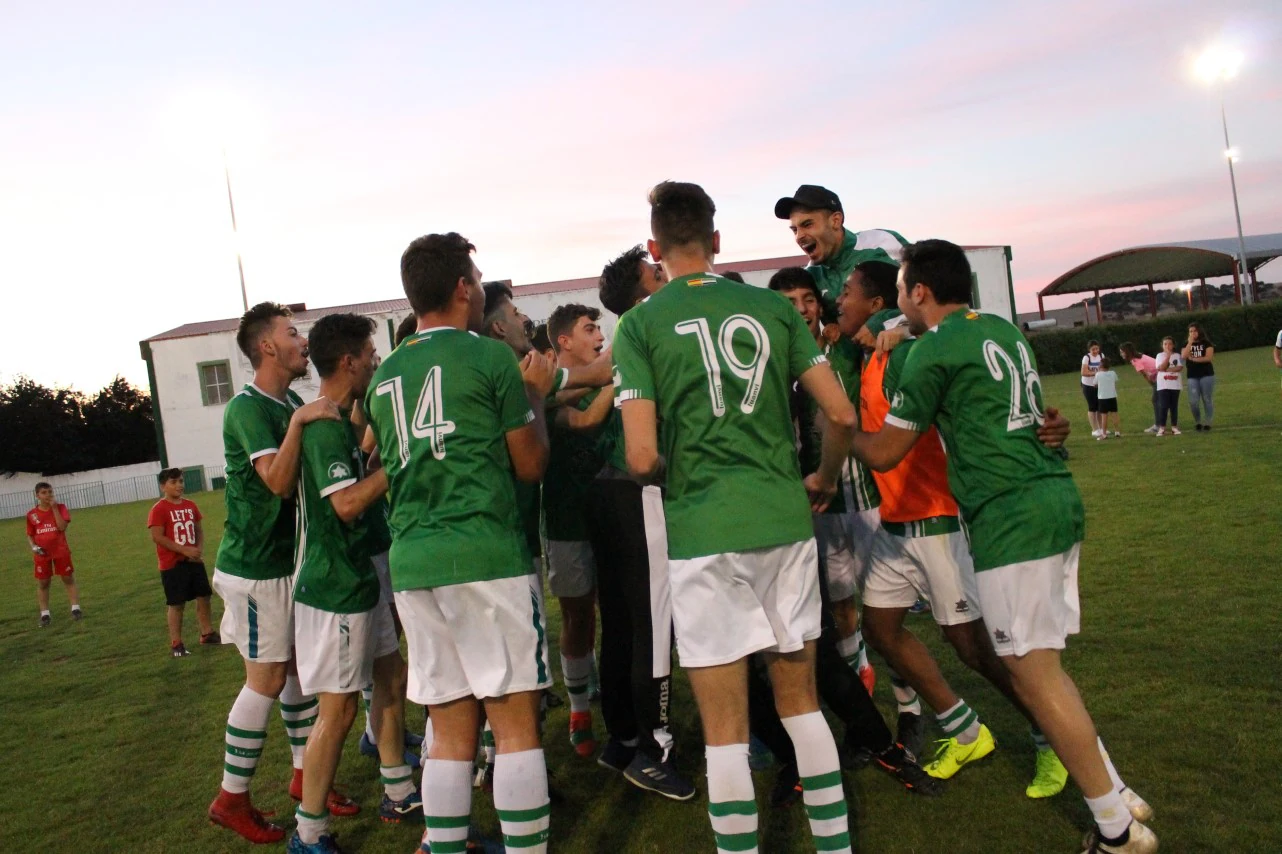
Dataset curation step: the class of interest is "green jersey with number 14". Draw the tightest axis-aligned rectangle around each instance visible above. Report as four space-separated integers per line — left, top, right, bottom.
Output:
886 309 1085 571
612 273 826 560
365 327 536 590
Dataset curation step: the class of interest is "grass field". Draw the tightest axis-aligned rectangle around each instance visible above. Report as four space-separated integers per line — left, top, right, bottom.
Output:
2 346 1280 853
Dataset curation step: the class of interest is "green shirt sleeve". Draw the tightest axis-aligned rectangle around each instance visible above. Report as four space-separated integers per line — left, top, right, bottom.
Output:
228 398 283 461
786 303 826 380
612 311 655 402
304 420 358 498
886 335 946 433
882 340 914 404
492 344 536 431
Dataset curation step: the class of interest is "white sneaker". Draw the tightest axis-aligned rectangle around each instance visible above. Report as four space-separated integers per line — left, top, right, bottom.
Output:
1121 788 1154 822
1112 431 1122 438
1096 434 1106 441
1171 427 1182 435
1092 429 1104 438
1081 821 1158 853
1143 425 1158 433
1155 428 1166 436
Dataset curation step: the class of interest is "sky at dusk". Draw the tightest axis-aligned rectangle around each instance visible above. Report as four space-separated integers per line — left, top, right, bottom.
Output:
2 0 1280 392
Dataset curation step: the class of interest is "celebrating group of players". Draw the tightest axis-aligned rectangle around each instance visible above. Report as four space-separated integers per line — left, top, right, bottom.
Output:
201 181 1157 854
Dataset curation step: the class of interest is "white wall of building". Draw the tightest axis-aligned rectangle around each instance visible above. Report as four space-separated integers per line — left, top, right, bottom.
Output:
967 247 1016 322
1 461 163 494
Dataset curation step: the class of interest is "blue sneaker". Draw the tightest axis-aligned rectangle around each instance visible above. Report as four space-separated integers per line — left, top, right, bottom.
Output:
359 731 422 770
623 752 697 801
907 598 931 615
748 734 775 771
597 737 636 773
287 832 344 853
379 790 423 824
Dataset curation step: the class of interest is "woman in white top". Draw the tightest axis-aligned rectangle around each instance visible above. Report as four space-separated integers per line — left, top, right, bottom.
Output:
1155 336 1183 436
1080 340 1104 438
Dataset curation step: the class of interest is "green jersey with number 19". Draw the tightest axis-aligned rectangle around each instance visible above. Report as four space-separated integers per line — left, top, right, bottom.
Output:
612 273 826 560
365 327 536 590
293 409 391 613
886 309 1085 571
216 384 305 580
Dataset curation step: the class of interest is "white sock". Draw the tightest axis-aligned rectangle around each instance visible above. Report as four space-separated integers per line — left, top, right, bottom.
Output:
653 727 674 759
1086 790 1132 840
222 686 274 793
423 717 434 759
561 653 592 714
889 671 922 716
936 699 981 744
422 759 472 853
362 684 376 741
381 763 415 802
40 609 50 617
279 674 317 770
294 805 329 844
705 744 758 854
781 711 852 854
835 632 862 671
1098 738 1127 793
494 748 550 852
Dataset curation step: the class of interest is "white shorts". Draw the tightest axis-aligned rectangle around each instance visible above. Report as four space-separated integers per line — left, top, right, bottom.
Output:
813 508 879 602
545 540 596 599
371 551 394 605
213 570 294 663
668 539 822 668
864 526 982 627
975 544 1082 657
394 573 552 706
294 601 398 695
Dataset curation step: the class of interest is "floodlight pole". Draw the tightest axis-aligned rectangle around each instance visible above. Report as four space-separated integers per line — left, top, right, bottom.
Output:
1219 97 1251 304
223 147 249 312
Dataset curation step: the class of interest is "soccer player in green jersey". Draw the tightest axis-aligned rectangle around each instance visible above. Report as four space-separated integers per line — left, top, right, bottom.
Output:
849 240 1156 854
615 182 855 854
287 313 419 853
367 233 556 854
207 302 345 844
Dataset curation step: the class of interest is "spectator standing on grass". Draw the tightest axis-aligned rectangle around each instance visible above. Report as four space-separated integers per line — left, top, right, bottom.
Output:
1081 340 1104 438
1155 336 1183 436
147 468 219 657
1118 343 1159 434
1094 358 1120 439
27 482 82 627
1274 329 1282 394
1182 323 1216 432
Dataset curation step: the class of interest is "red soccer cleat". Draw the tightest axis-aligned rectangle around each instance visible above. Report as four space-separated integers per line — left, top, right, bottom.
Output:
569 711 597 759
289 768 361 817
857 661 876 697
208 789 286 844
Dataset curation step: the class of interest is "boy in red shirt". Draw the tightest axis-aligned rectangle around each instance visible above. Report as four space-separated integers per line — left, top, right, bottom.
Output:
147 468 219 657
27 482 82 626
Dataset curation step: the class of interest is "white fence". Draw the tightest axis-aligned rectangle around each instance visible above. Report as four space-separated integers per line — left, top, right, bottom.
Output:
0 464 227 520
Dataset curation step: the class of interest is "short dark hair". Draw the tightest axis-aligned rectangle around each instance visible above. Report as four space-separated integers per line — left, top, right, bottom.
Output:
722 271 746 284
34 481 51 493
547 304 601 351
768 267 819 300
1087 339 1100 349
236 302 293 367
482 281 513 319
900 240 973 306
1100 357 1112 370
648 181 715 255
394 314 417 347
599 245 648 317
158 468 183 484
531 322 552 354
853 260 898 305
309 313 375 377
401 232 476 314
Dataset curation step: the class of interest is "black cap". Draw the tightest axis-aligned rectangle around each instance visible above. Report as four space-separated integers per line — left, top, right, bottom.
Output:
774 185 843 219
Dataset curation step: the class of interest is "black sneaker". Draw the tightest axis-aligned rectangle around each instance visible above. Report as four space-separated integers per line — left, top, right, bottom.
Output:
622 752 696 801
597 738 636 774
768 762 801 808
896 712 925 760
839 733 875 771
1195 424 1204 432
873 744 944 797
171 642 191 657
38 614 51 628
71 608 83 621
1203 424 1212 432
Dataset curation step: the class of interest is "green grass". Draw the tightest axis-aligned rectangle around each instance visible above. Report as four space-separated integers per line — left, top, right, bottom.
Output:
2 347 1280 853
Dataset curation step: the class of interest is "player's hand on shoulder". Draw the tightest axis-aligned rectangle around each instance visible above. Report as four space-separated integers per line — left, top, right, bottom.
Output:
821 324 842 346
803 472 837 513
521 351 556 398
854 326 877 351
876 326 909 354
296 397 341 425
1036 406 1071 448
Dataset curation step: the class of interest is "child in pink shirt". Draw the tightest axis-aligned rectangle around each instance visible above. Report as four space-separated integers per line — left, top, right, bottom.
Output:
1119 342 1159 433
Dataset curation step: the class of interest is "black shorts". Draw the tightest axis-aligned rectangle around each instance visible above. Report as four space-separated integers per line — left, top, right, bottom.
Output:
161 560 213 606
1097 397 1118 413
1081 383 1099 412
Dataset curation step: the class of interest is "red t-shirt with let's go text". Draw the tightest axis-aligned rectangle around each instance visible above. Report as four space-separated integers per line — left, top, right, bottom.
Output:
146 498 203 571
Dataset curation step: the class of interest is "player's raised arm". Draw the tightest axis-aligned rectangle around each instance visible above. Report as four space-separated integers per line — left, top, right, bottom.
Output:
327 468 389 524
252 397 340 497
556 383 615 431
506 350 554 483
52 503 69 532
797 363 856 509
554 346 614 391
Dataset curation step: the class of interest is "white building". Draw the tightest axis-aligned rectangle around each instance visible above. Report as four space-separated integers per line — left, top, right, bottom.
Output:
140 247 1014 480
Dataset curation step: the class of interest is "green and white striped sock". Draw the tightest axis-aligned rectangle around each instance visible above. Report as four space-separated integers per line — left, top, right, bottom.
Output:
782 711 852 854
889 671 922 716
494 748 550 852
381 763 415 802
221 686 273 793
835 632 863 672
937 699 980 744
705 744 758 854
279 675 318 769
482 721 496 765
561 653 592 714
1031 727 1050 752
423 758 472 854
361 683 376 741
294 806 328 845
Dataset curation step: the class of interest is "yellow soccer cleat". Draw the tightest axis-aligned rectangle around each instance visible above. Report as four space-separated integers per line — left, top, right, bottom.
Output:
1026 748 1069 798
923 724 996 780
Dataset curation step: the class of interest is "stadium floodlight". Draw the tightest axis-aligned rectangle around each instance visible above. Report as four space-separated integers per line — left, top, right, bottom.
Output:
1195 44 1250 302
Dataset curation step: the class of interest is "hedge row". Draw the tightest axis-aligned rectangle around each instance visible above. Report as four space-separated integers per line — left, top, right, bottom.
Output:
1027 300 1282 375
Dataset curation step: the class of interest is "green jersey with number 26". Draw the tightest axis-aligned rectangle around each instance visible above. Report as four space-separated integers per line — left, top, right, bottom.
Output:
885 309 1085 571
612 273 827 560
364 327 536 590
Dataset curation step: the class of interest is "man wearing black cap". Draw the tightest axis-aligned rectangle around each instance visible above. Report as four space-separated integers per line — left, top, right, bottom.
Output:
774 184 907 318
